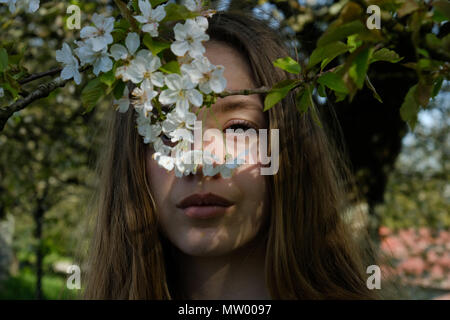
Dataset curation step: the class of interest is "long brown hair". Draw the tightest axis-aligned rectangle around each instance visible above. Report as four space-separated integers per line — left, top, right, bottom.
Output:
84 12 381 299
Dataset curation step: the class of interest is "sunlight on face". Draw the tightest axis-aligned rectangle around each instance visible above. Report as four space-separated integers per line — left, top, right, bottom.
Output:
146 41 270 257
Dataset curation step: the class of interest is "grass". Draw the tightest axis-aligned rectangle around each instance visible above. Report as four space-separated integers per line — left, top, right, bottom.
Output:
0 269 79 300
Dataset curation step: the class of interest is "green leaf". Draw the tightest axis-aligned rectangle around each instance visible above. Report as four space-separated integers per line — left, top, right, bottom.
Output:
308 41 348 69
162 3 198 22
1 82 18 99
417 48 429 58
160 60 180 74
431 76 444 98
398 0 420 18
415 80 432 107
81 78 105 113
347 34 362 53
317 83 326 98
433 8 448 22
433 0 450 20
296 84 322 126
113 80 126 99
296 85 312 113
334 91 347 102
0 48 8 72
370 48 403 63
425 33 442 50
143 34 171 55
99 69 116 87
349 47 370 89
264 79 299 111
317 21 366 47
365 76 383 103
151 0 168 7
417 58 443 71
317 72 348 94
273 57 301 74
400 84 420 130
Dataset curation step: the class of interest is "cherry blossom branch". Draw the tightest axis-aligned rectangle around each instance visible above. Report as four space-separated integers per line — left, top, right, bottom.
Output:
217 86 272 98
18 68 62 85
113 0 139 32
0 66 91 132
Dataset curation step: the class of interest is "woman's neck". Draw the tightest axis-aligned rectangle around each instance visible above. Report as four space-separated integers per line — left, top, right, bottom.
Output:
174 234 270 300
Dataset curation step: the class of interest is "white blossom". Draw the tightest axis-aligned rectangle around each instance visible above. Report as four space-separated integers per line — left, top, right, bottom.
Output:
0 0 16 13
153 153 175 171
152 136 172 156
1 0 39 13
110 32 140 61
173 145 199 177
22 0 39 12
80 13 115 52
132 79 158 116
0 87 4 98
135 108 162 143
181 56 227 94
75 40 113 76
110 32 142 81
113 86 130 113
194 16 209 31
125 50 164 86
182 0 202 12
56 43 82 85
170 18 209 59
162 109 197 143
133 0 166 37
159 73 203 117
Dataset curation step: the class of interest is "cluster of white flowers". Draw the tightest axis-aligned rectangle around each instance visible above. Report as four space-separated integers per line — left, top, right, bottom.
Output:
55 0 240 178
0 0 39 13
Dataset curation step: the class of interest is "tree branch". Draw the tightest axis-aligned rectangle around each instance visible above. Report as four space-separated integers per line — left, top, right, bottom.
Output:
217 86 272 98
0 66 90 132
113 0 139 32
18 68 62 85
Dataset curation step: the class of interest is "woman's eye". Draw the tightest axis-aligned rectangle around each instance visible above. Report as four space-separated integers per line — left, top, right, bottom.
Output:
224 120 257 132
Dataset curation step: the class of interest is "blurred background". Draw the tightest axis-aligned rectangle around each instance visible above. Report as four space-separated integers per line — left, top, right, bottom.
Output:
0 0 448 299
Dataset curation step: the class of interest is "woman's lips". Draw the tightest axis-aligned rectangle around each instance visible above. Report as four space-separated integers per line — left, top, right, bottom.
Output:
176 192 234 219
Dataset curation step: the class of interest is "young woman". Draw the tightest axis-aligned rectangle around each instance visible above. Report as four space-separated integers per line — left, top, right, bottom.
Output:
84 12 381 299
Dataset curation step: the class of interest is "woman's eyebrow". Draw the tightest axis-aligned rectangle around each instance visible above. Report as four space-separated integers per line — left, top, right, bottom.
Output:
216 98 263 114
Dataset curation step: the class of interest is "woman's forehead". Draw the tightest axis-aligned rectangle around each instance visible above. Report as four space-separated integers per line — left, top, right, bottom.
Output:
204 41 255 91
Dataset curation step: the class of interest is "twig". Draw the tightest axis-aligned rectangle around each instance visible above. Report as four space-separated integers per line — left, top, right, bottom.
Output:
0 66 91 132
113 0 139 32
18 68 62 85
217 86 272 98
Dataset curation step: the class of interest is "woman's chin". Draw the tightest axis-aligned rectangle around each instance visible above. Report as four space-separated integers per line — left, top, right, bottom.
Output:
173 228 235 257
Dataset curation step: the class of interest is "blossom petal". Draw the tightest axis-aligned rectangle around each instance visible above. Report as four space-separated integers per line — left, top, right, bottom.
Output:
56 43 74 64
142 23 159 37
138 0 152 18
133 15 148 24
159 89 179 105
80 26 98 39
151 72 165 87
125 32 140 55
164 74 182 91
186 89 203 107
152 5 166 22
110 44 128 61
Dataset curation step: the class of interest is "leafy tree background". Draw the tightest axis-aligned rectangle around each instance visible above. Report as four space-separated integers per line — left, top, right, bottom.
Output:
0 0 448 299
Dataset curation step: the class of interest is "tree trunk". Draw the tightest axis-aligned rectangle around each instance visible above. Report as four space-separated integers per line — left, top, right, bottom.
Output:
33 200 44 300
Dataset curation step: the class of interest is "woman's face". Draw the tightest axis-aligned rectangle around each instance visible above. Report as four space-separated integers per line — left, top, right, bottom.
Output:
146 41 270 257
